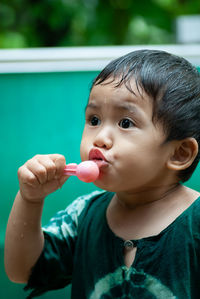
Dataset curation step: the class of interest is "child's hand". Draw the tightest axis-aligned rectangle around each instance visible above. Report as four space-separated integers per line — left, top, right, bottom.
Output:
18 154 68 203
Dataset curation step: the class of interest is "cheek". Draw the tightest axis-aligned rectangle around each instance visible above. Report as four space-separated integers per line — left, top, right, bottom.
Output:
80 141 86 160
112 142 135 167
80 134 90 160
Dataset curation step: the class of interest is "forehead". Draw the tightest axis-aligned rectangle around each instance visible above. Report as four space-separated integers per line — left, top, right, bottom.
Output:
88 80 153 116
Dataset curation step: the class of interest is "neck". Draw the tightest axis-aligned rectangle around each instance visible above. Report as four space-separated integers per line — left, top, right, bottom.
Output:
115 182 182 211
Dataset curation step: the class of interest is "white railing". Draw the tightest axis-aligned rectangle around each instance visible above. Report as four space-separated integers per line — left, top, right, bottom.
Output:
0 44 200 73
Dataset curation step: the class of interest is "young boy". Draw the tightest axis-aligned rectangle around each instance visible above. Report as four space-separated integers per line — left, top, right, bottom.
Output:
5 49 200 298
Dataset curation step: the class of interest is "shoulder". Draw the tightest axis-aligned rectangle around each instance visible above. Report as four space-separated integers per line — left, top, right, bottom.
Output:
184 186 200 205
183 187 200 229
65 189 107 218
43 190 109 235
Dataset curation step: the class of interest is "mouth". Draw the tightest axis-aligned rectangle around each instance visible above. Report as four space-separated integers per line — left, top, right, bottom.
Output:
89 148 109 168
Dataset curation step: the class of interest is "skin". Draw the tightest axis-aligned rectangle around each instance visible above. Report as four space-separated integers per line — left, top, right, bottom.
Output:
4 79 200 279
4 154 68 282
81 80 200 266
81 81 198 202
81 81 177 196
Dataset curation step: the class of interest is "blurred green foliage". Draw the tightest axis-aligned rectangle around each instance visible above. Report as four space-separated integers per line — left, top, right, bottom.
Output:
0 0 200 48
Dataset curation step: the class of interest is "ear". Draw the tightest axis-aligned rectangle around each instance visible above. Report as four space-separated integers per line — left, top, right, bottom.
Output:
166 138 198 171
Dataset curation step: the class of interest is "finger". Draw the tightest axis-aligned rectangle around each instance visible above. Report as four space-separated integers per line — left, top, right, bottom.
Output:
18 165 39 187
43 179 61 195
48 154 66 162
49 154 66 179
26 159 47 184
37 155 56 182
59 175 70 188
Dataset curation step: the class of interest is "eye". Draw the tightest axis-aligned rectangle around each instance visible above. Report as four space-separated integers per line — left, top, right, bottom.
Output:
89 116 101 126
118 118 134 129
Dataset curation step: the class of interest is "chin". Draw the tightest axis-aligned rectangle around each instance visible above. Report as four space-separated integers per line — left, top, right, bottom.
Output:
93 179 118 193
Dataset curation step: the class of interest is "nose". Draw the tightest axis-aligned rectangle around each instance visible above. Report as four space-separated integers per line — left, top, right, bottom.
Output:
93 127 113 149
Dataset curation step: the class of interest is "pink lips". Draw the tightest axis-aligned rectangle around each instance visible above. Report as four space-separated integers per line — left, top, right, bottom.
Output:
89 148 108 169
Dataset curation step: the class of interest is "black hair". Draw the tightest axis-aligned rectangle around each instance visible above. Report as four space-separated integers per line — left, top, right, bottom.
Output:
91 49 200 182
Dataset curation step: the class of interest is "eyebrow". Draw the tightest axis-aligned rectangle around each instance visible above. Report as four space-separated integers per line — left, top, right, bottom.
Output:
85 101 143 118
85 102 99 112
115 102 141 114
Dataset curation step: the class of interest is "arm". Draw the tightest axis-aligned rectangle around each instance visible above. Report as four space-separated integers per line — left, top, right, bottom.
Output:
4 154 68 283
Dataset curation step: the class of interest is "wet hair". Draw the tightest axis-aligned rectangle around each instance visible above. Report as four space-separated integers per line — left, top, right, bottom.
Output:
91 49 200 182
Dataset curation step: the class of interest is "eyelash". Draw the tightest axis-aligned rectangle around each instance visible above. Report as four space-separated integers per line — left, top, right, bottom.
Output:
86 115 135 129
88 115 101 126
118 118 135 129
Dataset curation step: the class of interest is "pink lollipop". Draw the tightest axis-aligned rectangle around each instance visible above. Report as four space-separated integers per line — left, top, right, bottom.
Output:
63 161 99 183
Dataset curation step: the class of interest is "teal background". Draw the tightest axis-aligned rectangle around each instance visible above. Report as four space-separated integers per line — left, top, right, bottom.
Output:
0 70 199 298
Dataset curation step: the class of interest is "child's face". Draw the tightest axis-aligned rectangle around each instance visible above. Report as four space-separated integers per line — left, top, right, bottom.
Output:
80 79 174 193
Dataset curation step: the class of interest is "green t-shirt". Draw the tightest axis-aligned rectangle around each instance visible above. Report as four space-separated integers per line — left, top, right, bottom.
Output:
25 190 200 298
